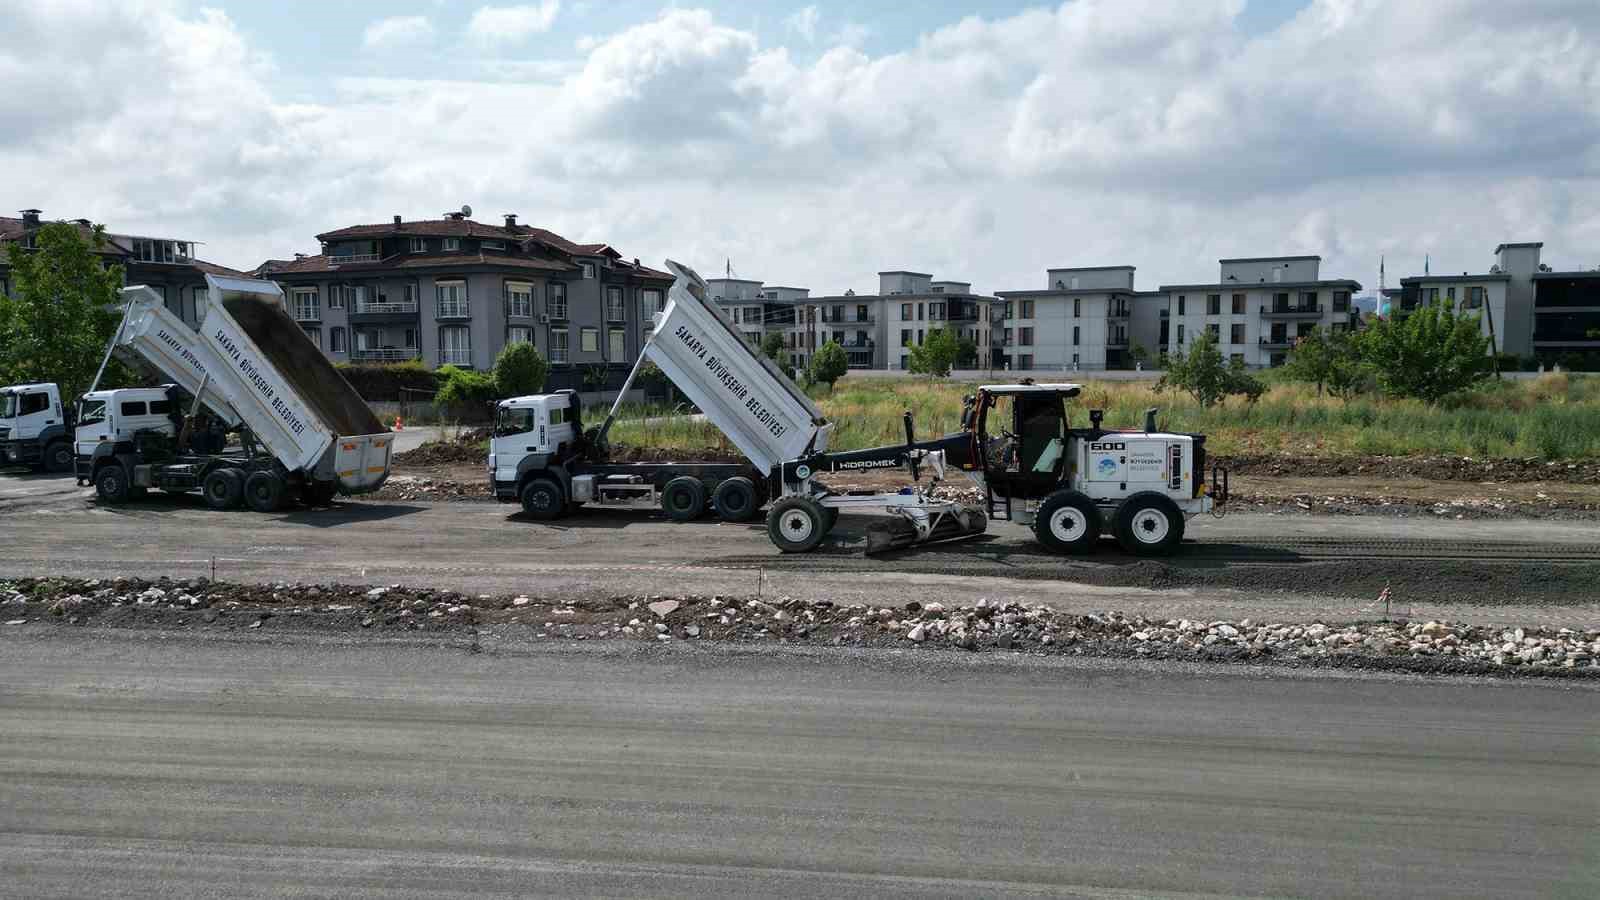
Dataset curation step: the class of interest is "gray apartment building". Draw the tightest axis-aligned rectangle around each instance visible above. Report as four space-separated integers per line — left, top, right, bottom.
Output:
1158 256 1361 368
256 213 672 389
995 266 1163 371
0 208 245 327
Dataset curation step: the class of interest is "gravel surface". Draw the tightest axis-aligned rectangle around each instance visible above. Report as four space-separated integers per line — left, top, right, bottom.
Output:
1219 452 1600 484
6 576 1595 680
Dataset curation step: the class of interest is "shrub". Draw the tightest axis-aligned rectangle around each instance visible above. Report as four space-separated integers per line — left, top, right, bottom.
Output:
435 365 497 420
908 328 959 379
1358 301 1493 403
335 360 437 401
492 342 548 398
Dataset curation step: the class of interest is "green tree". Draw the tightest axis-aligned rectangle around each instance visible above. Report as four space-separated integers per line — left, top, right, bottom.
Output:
908 327 959 379
491 342 548 398
807 340 849 392
1357 300 1492 404
1128 342 1150 369
956 335 979 368
1158 330 1263 407
0 222 126 401
760 332 786 363
434 365 497 420
1284 328 1368 400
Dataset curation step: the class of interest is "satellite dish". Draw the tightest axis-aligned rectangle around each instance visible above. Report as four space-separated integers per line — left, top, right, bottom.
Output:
460 204 472 217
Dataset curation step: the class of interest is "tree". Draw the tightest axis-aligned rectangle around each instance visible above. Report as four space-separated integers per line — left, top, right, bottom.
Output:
760 332 786 363
956 335 979 368
0 222 126 402
1284 328 1367 400
908 327 959 379
492 342 548 398
1357 300 1492 404
1158 330 1263 407
1128 342 1150 369
808 340 848 392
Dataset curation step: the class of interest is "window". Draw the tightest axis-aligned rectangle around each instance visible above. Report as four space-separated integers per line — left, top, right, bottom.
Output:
1446 286 1455 301
330 327 347 353
149 400 172 415
481 240 504 251
1020 327 1035 345
1177 324 1185 344
1207 323 1220 338
580 327 599 353
549 406 566 425
329 285 346 309
435 281 468 318
640 288 664 324
606 286 625 322
857 304 868 321
133 239 187 264
1467 286 1485 309
917 329 924 344
403 283 418 306
19 392 50 415
901 303 913 319
508 326 534 345
1232 293 1246 314
1018 354 1033 370
1230 323 1246 344
580 262 596 279
1333 290 1351 312
1003 301 1014 318
1207 294 1221 315
439 326 471 366
506 282 534 318
292 288 319 322
1071 326 1078 346
410 237 426 253
901 329 912 346
443 237 460 252
609 328 625 360
1020 300 1035 318
928 302 944 320
547 282 568 319
1177 295 1186 315
403 329 416 349
550 328 569 363
1003 328 1013 346
1073 298 1080 317
120 401 148 416
303 326 322 348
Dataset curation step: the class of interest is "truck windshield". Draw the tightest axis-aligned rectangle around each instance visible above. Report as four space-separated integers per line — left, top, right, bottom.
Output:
0 393 14 418
77 400 107 428
495 407 536 437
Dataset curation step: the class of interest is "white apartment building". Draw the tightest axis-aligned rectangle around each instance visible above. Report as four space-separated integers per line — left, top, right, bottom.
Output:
994 266 1162 371
1158 256 1360 368
880 271 993 371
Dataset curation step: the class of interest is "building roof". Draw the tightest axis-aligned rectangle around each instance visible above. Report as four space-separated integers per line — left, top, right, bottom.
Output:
1494 242 1544 254
258 253 577 276
1157 279 1361 292
878 270 932 277
1 215 244 276
762 285 809 291
1399 274 1511 284
1532 270 1600 280
1045 265 1135 272
317 217 624 259
995 288 1141 298
1218 255 1321 264
707 277 764 285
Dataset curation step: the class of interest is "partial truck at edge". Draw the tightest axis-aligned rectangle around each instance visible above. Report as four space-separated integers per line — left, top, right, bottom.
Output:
0 382 75 472
77 274 393 511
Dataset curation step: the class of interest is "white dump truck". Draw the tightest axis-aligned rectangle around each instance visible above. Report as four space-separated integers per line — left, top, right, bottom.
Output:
0 382 75 472
491 260 1226 556
77 275 393 511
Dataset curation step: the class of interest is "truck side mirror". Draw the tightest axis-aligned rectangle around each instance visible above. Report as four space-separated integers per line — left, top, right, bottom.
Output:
1144 407 1159 432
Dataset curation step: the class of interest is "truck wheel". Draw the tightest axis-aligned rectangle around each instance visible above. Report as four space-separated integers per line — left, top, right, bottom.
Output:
202 469 244 510
767 496 826 553
244 471 286 513
94 466 131 504
520 478 565 520
712 476 758 522
661 476 706 522
301 481 338 507
1115 492 1185 557
44 442 74 474
1035 490 1101 554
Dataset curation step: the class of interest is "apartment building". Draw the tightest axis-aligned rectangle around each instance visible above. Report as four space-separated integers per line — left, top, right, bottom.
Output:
256 213 671 387
1158 256 1361 368
0 209 244 327
877 272 992 371
1398 242 1598 360
994 266 1162 371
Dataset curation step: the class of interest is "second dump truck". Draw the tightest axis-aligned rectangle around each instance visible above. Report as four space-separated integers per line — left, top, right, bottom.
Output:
491 260 1226 556
78 275 393 511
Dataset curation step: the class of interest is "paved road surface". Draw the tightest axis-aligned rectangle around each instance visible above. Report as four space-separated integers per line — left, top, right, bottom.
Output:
1 632 1594 898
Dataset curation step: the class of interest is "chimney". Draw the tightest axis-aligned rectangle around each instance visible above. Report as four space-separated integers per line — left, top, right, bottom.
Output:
633 257 640 267
504 213 518 229
20 209 41 228
392 214 403 228
294 253 306 260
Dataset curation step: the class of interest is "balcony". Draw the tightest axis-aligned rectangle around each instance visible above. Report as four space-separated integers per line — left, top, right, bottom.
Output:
1261 303 1323 319
355 298 418 315
1259 335 1293 349
435 301 470 320
329 252 382 266
350 347 420 362
292 305 321 323
439 349 474 366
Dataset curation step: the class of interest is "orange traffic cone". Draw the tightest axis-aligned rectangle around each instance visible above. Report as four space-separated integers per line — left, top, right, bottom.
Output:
393 415 404 431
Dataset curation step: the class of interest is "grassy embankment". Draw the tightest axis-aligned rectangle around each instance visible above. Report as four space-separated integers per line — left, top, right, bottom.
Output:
604 373 1600 460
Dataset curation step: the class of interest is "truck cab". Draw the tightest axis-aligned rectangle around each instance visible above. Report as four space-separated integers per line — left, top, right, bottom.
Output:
489 391 581 490
0 382 74 472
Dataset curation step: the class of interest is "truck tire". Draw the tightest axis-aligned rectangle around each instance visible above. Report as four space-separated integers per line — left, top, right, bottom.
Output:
202 469 244 510
44 441 74 474
767 496 827 553
301 480 338 507
94 465 131 504
661 476 706 522
244 471 286 513
1114 492 1185 557
712 476 758 522
520 478 565 520
1035 490 1101 554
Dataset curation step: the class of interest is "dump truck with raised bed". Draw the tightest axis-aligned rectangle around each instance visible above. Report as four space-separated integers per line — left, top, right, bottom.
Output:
0 382 75 472
76 274 393 511
491 260 1227 556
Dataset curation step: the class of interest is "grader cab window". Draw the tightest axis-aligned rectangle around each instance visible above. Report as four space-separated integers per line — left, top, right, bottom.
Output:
980 390 1069 496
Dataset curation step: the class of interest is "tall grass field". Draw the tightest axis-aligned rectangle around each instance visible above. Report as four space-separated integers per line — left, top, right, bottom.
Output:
603 374 1600 460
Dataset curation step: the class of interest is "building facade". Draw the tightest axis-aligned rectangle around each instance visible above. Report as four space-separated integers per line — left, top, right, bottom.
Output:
995 266 1162 371
255 213 671 387
1158 256 1360 368
0 209 244 329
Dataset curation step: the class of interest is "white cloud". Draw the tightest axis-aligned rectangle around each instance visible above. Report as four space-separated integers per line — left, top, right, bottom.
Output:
466 2 561 46
1 0 1597 295
785 6 820 43
362 15 435 51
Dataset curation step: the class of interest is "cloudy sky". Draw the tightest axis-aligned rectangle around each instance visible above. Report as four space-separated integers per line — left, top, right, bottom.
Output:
3 0 1597 294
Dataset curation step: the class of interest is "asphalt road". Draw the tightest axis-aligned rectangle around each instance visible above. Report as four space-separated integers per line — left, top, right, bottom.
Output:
4 468 1600 625
1 632 1595 898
